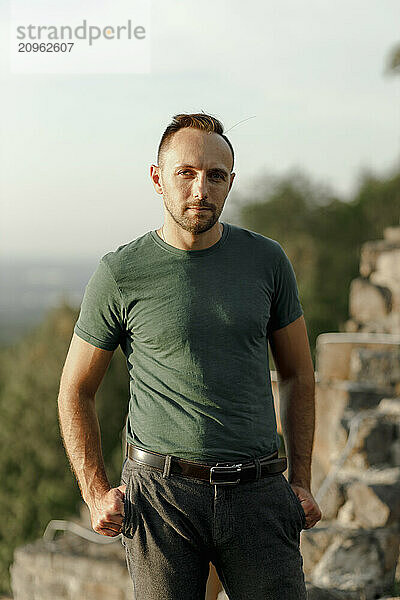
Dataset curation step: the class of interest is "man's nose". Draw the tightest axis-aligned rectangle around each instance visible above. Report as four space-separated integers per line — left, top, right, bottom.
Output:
193 174 208 200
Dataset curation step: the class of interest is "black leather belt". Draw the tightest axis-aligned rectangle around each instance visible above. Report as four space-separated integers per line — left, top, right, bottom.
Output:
126 443 287 485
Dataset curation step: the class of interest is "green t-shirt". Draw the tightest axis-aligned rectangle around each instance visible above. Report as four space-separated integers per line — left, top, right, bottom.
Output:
74 221 303 462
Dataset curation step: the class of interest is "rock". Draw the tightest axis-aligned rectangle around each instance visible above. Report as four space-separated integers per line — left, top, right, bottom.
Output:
349 278 392 323
359 240 394 278
311 528 400 598
337 466 400 485
316 333 400 384
370 250 400 312
306 583 360 599
336 499 358 527
349 348 400 389
362 416 398 468
343 318 361 333
313 383 350 487
385 313 400 337
359 235 400 278
384 226 400 244
339 408 399 469
355 313 400 335
317 482 345 521
391 440 400 466
300 525 337 577
346 482 391 527
375 249 400 282
344 382 392 411
379 398 400 415
313 380 393 486
10 535 134 600
336 468 400 528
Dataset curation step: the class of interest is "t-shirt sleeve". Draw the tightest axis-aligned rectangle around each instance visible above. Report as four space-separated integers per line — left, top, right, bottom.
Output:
267 248 304 336
73 257 125 351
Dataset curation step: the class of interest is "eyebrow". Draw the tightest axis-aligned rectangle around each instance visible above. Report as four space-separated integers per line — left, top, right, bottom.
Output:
175 164 229 177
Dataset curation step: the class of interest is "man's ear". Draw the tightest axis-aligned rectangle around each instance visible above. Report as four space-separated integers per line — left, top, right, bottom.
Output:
150 164 163 195
228 172 236 192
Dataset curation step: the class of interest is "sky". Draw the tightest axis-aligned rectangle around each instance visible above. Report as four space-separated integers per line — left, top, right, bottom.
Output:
0 0 399 261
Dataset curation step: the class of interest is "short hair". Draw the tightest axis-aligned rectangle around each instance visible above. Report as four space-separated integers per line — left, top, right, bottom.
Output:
157 113 234 171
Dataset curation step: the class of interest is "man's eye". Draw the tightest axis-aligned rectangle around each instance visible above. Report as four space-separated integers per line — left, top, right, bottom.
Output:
209 172 224 181
178 170 193 175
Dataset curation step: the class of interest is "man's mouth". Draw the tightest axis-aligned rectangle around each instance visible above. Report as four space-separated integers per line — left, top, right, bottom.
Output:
187 207 211 211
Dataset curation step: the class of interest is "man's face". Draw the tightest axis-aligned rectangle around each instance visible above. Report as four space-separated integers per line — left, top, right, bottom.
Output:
153 128 235 235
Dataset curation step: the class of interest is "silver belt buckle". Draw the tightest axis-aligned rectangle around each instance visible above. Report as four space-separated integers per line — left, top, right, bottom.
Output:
209 462 242 485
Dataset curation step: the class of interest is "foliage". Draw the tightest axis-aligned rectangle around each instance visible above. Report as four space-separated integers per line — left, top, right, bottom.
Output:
0 304 128 594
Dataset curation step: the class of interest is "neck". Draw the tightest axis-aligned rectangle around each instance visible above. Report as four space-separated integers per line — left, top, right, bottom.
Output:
158 221 223 251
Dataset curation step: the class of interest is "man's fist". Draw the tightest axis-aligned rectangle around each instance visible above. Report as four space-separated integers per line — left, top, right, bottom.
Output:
87 484 127 537
291 484 322 530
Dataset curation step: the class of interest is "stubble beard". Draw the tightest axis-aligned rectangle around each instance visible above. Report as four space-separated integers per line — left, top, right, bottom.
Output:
163 195 221 235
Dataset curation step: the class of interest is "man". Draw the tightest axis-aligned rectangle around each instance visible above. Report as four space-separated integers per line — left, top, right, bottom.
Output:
58 112 322 600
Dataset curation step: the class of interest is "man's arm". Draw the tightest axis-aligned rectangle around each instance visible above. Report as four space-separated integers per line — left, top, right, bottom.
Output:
269 314 322 528
57 332 125 536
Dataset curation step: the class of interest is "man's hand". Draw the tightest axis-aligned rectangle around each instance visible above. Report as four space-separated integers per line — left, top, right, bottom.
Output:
290 484 322 530
87 484 127 537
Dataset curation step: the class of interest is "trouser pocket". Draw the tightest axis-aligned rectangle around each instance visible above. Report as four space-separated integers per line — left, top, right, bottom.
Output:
293 491 306 529
121 460 136 539
281 475 306 530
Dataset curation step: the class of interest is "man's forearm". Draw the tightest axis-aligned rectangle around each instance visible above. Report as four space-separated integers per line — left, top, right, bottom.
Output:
58 388 111 505
278 374 315 490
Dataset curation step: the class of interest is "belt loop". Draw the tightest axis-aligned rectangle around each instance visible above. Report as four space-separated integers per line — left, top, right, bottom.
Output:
163 454 172 478
254 457 262 481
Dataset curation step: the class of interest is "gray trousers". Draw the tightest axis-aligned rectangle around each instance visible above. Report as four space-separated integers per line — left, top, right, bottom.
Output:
120 455 307 600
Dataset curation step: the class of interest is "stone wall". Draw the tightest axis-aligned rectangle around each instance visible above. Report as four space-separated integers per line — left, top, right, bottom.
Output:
302 393 400 597
10 534 132 600
312 333 400 490
346 226 400 335
10 504 222 600
301 226 400 599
